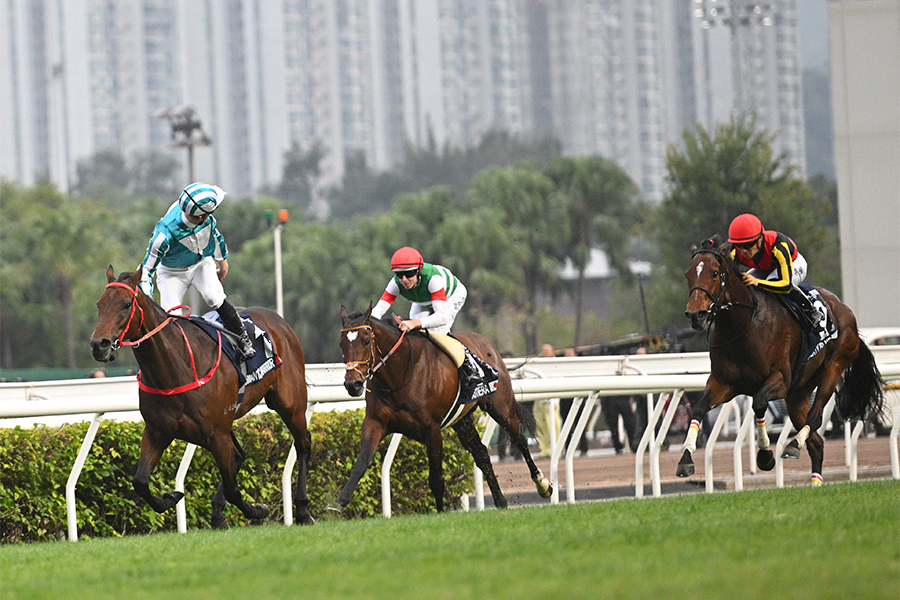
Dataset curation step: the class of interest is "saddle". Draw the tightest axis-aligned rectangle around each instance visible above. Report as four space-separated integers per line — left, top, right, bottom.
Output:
194 312 282 403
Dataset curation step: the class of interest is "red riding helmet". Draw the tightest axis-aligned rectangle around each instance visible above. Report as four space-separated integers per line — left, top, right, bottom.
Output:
728 214 764 244
390 246 424 271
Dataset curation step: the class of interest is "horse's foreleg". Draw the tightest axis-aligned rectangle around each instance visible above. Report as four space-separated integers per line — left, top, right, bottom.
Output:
210 431 269 522
676 389 714 478
453 415 507 509
133 428 182 513
337 419 385 509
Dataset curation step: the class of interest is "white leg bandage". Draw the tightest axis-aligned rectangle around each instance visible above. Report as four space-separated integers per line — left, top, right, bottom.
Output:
794 425 810 450
683 420 701 454
756 417 770 450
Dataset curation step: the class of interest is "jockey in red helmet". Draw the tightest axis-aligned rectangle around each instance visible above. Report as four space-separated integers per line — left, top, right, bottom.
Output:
371 246 483 386
727 214 823 328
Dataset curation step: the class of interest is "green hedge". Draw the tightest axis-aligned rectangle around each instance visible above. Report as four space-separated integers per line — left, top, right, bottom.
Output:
0 409 475 543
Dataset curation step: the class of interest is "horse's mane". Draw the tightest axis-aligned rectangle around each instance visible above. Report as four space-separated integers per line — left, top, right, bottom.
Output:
697 234 743 276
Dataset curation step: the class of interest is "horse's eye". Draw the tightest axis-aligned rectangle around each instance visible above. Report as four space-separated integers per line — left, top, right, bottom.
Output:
363 338 371 347
121 301 132 312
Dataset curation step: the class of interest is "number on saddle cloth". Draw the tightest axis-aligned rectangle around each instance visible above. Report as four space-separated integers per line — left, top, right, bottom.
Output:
439 346 500 429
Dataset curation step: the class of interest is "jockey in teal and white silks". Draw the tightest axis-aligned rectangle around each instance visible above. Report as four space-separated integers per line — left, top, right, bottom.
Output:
139 182 256 359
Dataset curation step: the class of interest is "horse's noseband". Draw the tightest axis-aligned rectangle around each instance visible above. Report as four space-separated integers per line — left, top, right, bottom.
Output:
341 324 378 381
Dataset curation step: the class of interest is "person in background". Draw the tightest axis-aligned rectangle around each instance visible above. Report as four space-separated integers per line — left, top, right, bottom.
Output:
533 343 561 458
559 347 590 456
140 182 256 359
601 348 640 454
495 351 523 462
88 369 107 379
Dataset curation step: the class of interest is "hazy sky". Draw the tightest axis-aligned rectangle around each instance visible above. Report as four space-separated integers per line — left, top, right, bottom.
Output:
798 0 830 71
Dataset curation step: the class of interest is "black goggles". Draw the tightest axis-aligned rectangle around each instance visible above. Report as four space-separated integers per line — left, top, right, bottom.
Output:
734 238 759 250
394 269 419 280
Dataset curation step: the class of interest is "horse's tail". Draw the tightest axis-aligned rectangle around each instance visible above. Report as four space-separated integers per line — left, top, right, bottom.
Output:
515 400 537 438
835 340 885 422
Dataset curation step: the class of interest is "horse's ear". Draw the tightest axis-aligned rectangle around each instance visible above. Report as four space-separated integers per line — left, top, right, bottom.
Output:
131 265 143 286
340 305 349 323
106 265 115 283
364 302 373 321
690 244 698 253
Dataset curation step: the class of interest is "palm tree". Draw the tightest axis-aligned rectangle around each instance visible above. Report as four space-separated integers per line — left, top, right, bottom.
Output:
544 156 641 346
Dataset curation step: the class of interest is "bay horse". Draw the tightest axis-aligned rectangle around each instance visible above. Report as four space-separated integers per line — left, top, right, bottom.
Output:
336 305 552 512
681 238 884 485
89 266 314 528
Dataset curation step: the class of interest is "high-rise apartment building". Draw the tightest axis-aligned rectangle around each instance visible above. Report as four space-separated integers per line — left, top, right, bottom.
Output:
0 0 807 203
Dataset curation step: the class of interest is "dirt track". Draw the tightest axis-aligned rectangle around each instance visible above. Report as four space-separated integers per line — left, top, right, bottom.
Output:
477 435 895 506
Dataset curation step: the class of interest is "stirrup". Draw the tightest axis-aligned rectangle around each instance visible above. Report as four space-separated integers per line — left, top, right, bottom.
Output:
237 331 257 359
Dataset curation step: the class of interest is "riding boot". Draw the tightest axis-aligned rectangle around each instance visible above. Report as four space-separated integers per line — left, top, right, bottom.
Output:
787 288 823 328
218 300 257 359
458 353 484 387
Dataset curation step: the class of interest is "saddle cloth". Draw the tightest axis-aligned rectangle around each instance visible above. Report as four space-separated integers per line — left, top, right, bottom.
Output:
782 285 839 389
195 312 283 404
440 349 500 429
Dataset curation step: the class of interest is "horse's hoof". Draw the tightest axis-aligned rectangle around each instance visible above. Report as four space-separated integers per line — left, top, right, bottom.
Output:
781 440 801 460
211 516 230 530
248 503 269 520
676 449 694 478
534 477 552 499
494 496 509 509
757 449 776 471
161 491 185 510
297 514 316 525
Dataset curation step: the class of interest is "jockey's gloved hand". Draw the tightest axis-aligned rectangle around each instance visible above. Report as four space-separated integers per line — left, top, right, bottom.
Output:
742 273 760 286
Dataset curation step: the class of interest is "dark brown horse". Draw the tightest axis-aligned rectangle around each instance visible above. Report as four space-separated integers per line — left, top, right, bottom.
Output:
90 266 314 528
336 305 552 511
681 238 884 484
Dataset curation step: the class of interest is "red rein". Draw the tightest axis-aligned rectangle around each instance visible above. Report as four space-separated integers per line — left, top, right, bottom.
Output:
105 281 223 395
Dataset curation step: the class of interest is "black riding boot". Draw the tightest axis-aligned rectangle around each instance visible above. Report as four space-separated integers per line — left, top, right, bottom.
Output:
218 300 257 359
458 353 484 387
787 287 823 328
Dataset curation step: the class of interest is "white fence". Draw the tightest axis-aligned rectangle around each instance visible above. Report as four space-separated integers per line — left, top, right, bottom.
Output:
2 348 899 540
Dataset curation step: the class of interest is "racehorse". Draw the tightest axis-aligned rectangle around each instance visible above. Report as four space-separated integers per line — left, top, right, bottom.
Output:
336 305 552 511
90 266 314 528
681 237 884 485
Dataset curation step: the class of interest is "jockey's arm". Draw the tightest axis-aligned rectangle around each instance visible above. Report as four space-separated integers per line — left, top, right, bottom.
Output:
755 241 793 294
371 279 400 320
416 278 450 330
217 258 228 280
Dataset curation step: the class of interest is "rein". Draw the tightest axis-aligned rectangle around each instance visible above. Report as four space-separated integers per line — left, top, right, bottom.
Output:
691 248 759 348
105 281 223 395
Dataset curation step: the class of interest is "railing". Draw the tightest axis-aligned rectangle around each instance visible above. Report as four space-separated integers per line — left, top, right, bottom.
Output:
3 348 899 540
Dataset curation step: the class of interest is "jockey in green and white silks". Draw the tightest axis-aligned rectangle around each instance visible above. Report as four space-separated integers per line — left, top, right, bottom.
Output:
139 182 256 359
371 246 482 388
371 262 467 335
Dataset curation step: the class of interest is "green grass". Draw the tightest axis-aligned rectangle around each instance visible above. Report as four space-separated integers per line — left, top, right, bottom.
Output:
2 481 898 600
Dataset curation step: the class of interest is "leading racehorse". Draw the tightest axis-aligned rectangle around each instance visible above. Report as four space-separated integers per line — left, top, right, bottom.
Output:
680 238 884 485
336 304 552 512
90 266 314 528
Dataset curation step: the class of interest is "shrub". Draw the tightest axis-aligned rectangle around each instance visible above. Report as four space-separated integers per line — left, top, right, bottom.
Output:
0 409 475 543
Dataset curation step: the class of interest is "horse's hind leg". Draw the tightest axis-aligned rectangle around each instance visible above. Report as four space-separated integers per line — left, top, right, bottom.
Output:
268 390 315 525
133 427 183 513
483 400 551 499
453 414 507 509
209 431 269 522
